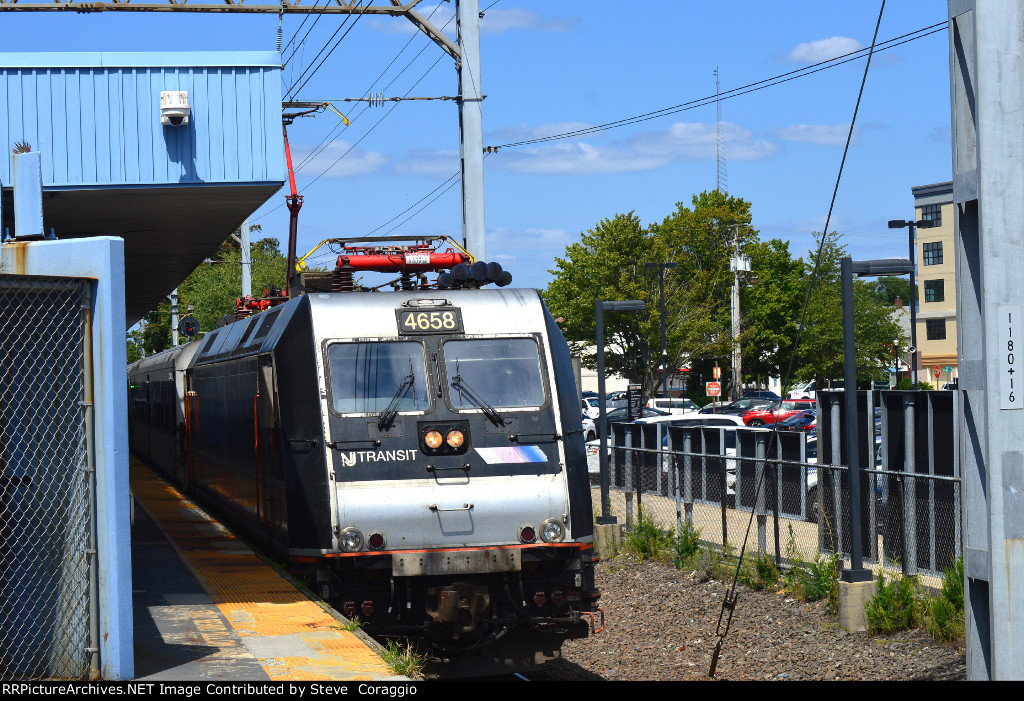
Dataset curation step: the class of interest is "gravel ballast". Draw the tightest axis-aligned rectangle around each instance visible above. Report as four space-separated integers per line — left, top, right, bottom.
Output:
537 555 966 681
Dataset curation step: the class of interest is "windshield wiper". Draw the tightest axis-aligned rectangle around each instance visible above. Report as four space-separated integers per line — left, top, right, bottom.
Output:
450 370 505 427
378 371 415 432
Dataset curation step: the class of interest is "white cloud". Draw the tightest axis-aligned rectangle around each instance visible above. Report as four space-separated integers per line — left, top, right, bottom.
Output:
479 8 577 34
487 121 600 142
393 149 460 177
769 123 857 147
785 36 863 63
492 141 669 175
629 122 778 161
487 121 776 175
292 141 387 178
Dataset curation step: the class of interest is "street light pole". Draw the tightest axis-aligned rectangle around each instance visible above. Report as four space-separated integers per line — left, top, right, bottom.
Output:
645 262 677 400
595 298 647 525
889 218 935 386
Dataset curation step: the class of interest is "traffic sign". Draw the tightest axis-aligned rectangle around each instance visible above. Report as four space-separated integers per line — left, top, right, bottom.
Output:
943 365 953 372
706 381 721 397
934 365 941 378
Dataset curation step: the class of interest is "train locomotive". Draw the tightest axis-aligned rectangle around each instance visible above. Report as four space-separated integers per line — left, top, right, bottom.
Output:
127 239 603 669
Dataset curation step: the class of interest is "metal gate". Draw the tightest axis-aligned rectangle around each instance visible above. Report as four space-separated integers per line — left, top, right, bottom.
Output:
0 275 95 679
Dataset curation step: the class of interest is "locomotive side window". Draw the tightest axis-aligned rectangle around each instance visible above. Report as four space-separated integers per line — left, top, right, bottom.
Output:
443 338 546 409
327 341 431 414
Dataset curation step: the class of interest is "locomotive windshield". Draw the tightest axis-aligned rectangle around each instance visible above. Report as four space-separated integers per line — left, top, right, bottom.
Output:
443 338 546 409
327 341 430 414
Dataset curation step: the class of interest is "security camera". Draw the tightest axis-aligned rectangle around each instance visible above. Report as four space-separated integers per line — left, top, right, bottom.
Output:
160 90 191 127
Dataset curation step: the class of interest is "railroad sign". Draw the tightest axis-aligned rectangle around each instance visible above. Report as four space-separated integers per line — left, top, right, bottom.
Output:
934 365 941 378
706 381 721 397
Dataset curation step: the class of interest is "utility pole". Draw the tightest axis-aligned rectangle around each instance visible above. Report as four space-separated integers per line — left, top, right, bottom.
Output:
456 0 485 258
728 224 750 401
240 217 252 299
646 262 677 399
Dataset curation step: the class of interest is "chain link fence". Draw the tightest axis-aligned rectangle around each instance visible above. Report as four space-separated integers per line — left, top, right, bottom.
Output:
590 419 961 586
0 275 95 680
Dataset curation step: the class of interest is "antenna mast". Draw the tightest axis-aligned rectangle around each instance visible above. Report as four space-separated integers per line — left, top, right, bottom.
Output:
715 67 727 193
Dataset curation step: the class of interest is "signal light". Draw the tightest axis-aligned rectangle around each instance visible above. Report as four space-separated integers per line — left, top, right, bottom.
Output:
519 525 536 543
533 591 547 607
368 533 385 550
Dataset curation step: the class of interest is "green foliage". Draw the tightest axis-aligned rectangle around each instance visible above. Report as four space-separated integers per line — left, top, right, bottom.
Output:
341 616 365 632
865 571 923 634
925 556 964 644
126 228 286 359
783 525 839 609
794 232 903 385
544 191 754 397
673 518 702 565
623 508 676 562
380 640 425 678
870 276 913 306
896 378 935 390
738 551 780 592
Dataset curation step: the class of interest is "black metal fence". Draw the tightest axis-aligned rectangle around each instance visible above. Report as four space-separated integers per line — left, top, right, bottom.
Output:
591 395 961 582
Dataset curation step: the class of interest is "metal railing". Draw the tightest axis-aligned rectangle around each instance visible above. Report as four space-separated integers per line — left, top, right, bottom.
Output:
0 275 95 679
591 415 961 582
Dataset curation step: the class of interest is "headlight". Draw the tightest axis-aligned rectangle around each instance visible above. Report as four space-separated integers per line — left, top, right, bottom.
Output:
424 430 443 449
540 518 565 543
446 429 465 448
339 527 364 552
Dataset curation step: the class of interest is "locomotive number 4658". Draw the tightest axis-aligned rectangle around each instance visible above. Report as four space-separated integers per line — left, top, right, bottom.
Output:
396 308 464 335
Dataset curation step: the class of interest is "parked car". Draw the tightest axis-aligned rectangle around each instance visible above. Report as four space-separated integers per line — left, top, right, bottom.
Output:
803 434 882 523
646 397 701 415
775 409 817 432
741 399 817 427
743 390 781 401
604 406 669 422
699 397 774 415
581 414 597 441
581 395 626 419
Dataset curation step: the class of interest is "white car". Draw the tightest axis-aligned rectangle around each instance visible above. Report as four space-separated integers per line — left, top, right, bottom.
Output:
581 414 597 442
646 397 701 415
581 395 626 419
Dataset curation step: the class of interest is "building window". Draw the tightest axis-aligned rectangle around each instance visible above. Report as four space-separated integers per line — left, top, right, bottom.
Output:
923 241 943 266
920 203 942 227
926 318 947 340
924 279 945 303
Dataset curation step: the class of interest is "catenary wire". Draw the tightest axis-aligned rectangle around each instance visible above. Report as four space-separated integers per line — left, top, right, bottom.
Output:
284 0 368 101
707 0 888 680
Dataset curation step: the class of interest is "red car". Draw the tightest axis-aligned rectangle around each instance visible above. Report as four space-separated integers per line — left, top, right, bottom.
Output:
741 399 817 427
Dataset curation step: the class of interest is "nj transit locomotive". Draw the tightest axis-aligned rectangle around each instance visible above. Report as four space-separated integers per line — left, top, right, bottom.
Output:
128 275 603 668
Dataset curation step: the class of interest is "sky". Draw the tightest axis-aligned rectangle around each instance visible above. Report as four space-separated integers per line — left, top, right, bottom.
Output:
2 1 954 292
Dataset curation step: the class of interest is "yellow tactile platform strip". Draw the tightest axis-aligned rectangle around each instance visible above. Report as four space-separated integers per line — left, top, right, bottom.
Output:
130 457 400 681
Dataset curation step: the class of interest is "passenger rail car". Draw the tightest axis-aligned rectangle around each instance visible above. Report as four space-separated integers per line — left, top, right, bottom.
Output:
128 287 601 668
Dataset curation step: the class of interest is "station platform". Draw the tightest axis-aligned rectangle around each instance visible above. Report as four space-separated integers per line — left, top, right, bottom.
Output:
129 456 408 682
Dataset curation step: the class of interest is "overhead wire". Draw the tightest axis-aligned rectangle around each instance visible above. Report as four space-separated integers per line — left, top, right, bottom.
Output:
706 0 889 680
491 21 946 149
283 0 369 101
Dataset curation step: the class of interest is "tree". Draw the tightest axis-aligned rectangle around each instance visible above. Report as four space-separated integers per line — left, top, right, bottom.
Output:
543 191 757 398
794 232 903 386
870 276 913 307
739 238 805 385
125 230 288 359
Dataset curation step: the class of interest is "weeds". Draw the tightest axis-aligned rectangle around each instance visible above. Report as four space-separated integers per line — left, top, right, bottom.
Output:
781 525 838 609
622 508 675 562
865 571 922 634
380 640 426 678
924 556 965 645
672 518 702 566
341 616 365 632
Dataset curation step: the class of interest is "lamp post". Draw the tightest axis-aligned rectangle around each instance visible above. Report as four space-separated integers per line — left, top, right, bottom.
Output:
841 257 914 583
595 298 647 525
888 218 936 386
645 262 677 400
893 336 900 386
